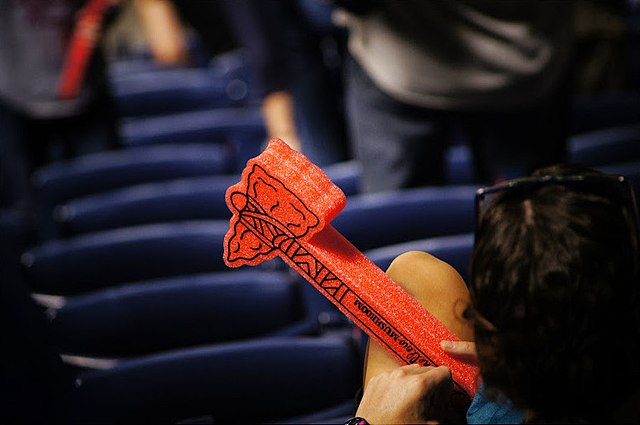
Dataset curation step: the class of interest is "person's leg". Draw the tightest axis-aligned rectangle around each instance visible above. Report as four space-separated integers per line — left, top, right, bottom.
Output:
363 251 473 387
344 55 447 193
466 109 567 184
466 83 570 184
293 50 350 167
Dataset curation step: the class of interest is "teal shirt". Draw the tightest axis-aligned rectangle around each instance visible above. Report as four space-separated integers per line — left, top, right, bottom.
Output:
467 383 525 424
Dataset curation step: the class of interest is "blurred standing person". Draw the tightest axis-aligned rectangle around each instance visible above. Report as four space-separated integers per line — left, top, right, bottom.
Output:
0 0 122 243
333 0 575 193
221 0 351 167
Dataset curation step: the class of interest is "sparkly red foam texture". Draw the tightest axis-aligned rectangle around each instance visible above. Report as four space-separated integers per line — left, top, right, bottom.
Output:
224 138 346 266
223 139 479 398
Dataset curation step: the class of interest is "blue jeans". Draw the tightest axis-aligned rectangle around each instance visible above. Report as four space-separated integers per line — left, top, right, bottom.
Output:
344 54 570 192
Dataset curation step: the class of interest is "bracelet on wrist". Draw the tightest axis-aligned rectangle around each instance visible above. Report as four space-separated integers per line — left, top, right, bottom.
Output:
344 417 369 425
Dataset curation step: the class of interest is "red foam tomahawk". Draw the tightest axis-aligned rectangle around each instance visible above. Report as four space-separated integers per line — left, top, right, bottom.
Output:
57 0 111 100
223 139 478 401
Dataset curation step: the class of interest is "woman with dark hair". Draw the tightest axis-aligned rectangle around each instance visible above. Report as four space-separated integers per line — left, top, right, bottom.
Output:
350 164 640 424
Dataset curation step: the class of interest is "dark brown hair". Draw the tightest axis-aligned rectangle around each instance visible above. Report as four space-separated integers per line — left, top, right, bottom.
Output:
468 164 640 422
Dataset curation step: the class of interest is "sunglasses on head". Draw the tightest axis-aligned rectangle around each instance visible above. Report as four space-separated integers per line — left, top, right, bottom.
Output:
474 173 640 241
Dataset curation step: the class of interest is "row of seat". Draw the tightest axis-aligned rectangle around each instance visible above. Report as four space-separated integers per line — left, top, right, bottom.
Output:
109 50 259 119
22 178 482 295
67 334 362 424
30 230 476 361
23 115 640 340
30 121 640 244
45 161 361 238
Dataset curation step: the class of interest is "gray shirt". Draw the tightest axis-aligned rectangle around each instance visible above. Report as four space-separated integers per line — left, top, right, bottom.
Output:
0 0 94 118
335 0 574 110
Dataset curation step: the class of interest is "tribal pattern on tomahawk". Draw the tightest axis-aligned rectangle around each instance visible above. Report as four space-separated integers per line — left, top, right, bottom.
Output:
225 164 440 368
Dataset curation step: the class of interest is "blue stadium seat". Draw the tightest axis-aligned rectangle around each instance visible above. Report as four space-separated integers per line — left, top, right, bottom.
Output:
364 233 475 283
41 270 303 357
331 185 478 252
323 160 362 197
68 335 362 424
112 67 253 119
112 67 239 117
53 175 238 235
53 160 362 236
121 104 264 144
120 106 267 173
445 144 477 185
21 221 238 295
570 92 640 134
31 143 235 205
568 123 640 166
110 50 257 118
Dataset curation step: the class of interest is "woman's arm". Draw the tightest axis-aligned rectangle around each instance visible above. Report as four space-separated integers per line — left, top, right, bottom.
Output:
132 0 188 65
